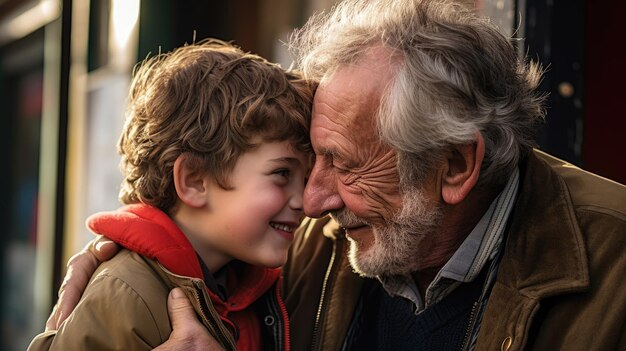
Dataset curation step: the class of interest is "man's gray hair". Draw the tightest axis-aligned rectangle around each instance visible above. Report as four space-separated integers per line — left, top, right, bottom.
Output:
290 0 546 186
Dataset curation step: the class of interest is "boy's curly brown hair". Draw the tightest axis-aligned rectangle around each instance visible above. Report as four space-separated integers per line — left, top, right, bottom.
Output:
118 39 315 213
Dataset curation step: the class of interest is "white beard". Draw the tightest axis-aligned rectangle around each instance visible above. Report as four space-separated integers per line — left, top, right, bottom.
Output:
332 186 442 277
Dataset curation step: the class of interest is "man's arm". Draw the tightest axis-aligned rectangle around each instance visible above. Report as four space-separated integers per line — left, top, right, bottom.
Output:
45 236 119 330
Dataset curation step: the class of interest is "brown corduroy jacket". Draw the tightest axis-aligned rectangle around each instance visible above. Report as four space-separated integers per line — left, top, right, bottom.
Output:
283 149 626 351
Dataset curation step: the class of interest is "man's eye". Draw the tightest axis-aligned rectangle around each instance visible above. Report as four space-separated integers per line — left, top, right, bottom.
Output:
331 159 349 173
328 154 349 171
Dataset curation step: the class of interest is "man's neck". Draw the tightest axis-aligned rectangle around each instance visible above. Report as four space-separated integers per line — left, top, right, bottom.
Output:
414 184 503 291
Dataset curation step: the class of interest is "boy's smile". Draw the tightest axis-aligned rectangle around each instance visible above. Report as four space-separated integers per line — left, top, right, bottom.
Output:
269 222 298 241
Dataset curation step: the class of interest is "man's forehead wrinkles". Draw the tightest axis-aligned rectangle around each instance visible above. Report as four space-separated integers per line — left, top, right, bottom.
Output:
314 94 357 121
312 108 357 145
315 102 348 119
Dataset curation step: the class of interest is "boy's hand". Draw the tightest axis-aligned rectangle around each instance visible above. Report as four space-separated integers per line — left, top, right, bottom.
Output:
153 288 225 351
45 236 120 331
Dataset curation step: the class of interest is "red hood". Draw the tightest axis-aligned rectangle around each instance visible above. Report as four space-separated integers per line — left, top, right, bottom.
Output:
86 204 281 311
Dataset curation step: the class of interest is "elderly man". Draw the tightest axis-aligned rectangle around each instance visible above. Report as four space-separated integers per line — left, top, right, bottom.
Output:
43 0 626 350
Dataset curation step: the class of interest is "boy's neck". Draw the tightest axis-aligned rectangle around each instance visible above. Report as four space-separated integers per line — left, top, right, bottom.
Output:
171 207 232 273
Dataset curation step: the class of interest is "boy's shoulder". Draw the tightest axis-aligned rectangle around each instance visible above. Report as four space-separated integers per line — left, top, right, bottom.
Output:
37 249 174 349
88 248 171 311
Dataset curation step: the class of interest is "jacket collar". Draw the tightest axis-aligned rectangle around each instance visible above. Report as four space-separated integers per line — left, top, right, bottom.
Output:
497 149 590 298
88 204 205 279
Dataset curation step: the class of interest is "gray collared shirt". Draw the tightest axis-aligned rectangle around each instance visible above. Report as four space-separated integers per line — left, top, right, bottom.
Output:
378 168 520 313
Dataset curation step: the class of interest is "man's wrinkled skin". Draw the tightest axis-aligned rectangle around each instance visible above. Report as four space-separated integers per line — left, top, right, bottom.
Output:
304 49 447 278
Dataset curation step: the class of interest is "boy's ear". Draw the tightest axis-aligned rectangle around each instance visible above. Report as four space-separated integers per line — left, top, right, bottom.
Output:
173 153 209 208
441 132 485 205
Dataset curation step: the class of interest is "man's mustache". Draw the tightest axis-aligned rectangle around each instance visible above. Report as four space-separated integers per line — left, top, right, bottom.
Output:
330 209 369 228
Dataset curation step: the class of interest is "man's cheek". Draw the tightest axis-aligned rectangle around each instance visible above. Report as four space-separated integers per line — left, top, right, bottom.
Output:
347 190 398 221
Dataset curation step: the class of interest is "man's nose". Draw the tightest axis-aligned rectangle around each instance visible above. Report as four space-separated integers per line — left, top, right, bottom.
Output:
303 164 344 218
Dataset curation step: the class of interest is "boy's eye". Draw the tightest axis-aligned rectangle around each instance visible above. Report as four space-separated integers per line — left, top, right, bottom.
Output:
273 169 290 178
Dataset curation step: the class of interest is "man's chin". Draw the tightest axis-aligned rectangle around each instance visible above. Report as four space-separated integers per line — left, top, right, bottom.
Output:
347 237 384 278
346 231 419 277
347 253 376 278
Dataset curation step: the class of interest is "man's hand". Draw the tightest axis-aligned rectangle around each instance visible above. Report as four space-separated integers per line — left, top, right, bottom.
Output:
45 236 120 331
153 288 225 351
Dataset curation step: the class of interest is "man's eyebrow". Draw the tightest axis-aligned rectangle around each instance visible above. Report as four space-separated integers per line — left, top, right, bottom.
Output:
316 146 338 159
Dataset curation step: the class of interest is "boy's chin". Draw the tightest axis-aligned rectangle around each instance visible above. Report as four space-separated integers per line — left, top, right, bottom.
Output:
246 253 288 269
263 254 289 268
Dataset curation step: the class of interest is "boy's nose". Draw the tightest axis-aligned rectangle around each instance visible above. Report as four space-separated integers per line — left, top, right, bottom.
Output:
289 188 303 212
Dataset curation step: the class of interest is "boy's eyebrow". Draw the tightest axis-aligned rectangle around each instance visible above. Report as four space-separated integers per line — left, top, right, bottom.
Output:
268 157 302 166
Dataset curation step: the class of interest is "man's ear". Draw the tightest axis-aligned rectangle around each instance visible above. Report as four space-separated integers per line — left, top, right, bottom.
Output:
173 153 209 208
441 132 485 205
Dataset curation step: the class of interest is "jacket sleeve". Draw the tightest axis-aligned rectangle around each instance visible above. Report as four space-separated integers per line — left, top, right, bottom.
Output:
27 272 166 351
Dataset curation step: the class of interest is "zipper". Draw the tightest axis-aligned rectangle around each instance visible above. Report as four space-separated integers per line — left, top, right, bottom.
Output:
460 230 507 351
310 239 340 351
153 262 237 350
460 301 478 351
191 281 238 351
275 279 291 351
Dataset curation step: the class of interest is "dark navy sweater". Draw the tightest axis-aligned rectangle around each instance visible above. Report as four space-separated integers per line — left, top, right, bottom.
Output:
347 268 488 351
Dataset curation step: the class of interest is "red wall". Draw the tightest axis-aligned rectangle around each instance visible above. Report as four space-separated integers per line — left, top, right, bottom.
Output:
583 0 626 184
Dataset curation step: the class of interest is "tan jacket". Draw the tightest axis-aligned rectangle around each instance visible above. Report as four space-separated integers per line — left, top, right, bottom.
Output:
283 150 626 350
28 249 237 351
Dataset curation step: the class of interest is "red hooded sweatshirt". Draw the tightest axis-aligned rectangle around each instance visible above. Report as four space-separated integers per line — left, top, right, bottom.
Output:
87 204 290 351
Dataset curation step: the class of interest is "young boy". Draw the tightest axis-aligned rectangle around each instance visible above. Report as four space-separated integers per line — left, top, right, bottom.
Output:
28 39 314 351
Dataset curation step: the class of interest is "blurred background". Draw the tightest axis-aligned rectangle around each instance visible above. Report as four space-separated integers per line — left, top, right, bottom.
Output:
0 0 624 349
